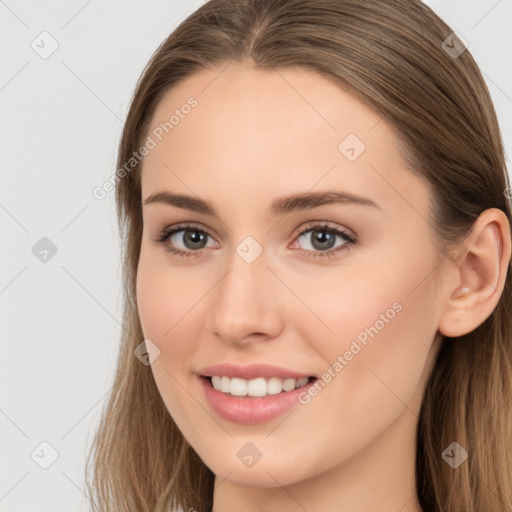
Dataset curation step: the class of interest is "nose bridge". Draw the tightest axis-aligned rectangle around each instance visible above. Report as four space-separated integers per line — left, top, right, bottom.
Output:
206 241 282 344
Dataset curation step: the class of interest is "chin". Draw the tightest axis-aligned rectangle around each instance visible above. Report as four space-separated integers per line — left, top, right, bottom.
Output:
196 443 317 489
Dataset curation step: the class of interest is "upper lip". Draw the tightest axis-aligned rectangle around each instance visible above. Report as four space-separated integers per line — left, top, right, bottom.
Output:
198 363 315 380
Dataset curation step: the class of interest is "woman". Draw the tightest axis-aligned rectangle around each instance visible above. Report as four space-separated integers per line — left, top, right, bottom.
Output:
86 1 512 511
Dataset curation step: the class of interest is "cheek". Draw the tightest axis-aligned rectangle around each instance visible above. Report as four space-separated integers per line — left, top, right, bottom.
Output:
286 263 406 361
297 237 438 361
284 259 438 470
305 252 438 419
294 243 438 393
136 258 201 430
136 259 168 342
137 265 194 366
136 247 197 342
136 249 207 390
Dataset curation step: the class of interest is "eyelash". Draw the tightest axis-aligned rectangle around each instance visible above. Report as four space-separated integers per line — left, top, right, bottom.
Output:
153 222 357 259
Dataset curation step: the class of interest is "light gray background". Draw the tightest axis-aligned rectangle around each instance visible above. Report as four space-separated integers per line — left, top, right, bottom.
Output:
1 1 511 511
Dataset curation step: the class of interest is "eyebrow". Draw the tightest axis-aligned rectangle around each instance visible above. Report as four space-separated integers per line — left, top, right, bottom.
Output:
143 189 380 215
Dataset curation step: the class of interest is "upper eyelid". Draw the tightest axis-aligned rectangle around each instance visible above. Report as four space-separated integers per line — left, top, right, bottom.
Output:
162 220 352 235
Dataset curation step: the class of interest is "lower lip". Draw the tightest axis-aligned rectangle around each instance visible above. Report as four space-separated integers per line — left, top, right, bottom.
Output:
199 376 316 425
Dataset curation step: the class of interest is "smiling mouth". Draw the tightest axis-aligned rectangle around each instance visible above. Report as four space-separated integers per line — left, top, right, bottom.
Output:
203 375 317 398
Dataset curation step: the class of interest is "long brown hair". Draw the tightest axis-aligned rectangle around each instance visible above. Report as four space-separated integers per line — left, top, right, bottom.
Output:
85 1 512 510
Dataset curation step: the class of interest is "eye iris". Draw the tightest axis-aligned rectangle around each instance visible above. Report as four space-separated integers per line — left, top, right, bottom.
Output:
311 230 335 250
184 230 206 249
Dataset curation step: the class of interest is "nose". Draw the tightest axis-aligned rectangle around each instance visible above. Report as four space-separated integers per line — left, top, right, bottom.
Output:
206 250 284 347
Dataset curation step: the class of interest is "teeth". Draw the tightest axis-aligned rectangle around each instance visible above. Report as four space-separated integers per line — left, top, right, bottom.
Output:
220 376 230 393
209 376 310 397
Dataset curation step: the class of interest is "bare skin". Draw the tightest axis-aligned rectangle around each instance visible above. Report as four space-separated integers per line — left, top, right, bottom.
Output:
135 61 511 512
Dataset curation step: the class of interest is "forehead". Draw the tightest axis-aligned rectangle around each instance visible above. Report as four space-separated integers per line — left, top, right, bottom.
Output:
141 61 430 219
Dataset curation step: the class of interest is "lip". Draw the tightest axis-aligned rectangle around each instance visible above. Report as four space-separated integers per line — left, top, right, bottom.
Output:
198 362 315 380
199 375 317 424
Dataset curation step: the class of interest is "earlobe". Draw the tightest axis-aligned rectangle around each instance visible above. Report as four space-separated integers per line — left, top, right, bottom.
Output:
438 208 511 338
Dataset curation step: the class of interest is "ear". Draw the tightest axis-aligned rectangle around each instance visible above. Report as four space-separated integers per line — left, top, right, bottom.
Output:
438 208 511 338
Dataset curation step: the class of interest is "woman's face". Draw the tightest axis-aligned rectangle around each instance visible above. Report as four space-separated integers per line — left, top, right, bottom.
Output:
136 61 446 489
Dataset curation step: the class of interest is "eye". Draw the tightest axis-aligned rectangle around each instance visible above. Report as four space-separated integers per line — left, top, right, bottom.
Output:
153 223 216 258
152 222 357 259
292 222 357 259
